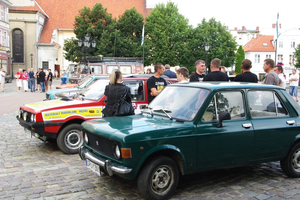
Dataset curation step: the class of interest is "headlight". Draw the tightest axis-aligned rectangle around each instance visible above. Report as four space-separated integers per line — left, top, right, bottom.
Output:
113 143 121 159
31 114 35 122
19 110 22 118
84 133 89 144
23 112 27 121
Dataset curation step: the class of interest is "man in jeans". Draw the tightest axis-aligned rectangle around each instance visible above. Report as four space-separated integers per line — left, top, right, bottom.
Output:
28 68 35 92
38 68 46 93
289 69 298 102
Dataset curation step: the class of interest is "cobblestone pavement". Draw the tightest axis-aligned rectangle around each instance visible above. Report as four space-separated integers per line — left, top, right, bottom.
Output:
1 81 300 199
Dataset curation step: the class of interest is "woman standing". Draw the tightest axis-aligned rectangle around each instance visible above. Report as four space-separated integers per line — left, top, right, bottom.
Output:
22 69 29 92
102 69 134 117
16 68 23 92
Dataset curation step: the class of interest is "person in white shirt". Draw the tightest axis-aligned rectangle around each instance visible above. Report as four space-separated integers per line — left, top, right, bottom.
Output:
176 67 189 83
0 67 6 92
274 65 286 89
289 69 298 102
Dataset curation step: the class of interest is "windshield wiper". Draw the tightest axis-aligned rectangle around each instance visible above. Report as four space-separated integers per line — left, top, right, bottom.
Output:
153 108 173 120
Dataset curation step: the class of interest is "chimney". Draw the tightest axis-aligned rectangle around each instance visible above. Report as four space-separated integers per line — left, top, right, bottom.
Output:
256 26 259 31
234 27 237 31
242 26 246 31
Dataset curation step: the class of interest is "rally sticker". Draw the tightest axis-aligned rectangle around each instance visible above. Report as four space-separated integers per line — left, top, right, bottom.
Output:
43 107 102 121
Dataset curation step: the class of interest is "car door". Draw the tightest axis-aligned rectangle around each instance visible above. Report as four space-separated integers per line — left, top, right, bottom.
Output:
197 90 254 171
248 90 297 161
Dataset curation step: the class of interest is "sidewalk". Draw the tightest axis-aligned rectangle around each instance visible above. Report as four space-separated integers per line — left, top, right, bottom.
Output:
0 79 62 115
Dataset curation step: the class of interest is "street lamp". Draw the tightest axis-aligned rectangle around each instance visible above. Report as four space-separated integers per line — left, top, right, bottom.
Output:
78 33 97 64
204 42 210 74
30 54 33 68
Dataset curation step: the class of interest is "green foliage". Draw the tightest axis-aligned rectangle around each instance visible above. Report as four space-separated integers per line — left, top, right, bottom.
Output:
294 44 300 68
63 38 81 62
234 45 245 74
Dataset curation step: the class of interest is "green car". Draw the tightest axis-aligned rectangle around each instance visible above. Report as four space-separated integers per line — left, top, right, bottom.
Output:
79 82 300 200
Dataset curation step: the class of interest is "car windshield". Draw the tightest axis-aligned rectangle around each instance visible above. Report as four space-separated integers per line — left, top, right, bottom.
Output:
77 76 93 88
73 79 109 101
146 86 210 121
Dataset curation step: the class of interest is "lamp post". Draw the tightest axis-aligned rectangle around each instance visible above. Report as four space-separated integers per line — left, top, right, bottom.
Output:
6 50 12 79
78 33 97 64
30 54 33 68
204 42 210 74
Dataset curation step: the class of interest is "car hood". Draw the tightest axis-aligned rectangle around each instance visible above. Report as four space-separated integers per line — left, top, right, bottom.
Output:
82 114 194 142
47 87 80 95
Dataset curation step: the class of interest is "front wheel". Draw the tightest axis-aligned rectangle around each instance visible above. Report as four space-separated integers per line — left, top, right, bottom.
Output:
57 124 82 154
137 156 179 200
280 142 300 178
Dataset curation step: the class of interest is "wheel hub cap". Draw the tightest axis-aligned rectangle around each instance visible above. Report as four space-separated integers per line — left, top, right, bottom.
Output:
152 167 171 191
292 149 300 172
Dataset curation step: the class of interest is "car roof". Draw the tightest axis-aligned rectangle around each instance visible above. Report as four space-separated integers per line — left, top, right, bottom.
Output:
170 81 283 90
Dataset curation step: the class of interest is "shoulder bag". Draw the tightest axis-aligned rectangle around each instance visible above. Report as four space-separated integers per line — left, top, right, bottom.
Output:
114 87 135 116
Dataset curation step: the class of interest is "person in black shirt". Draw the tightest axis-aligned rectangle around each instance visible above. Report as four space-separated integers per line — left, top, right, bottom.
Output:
203 58 229 81
190 60 206 82
47 69 53 90
38 68 46 92
234 59 258 83
147 63 167 104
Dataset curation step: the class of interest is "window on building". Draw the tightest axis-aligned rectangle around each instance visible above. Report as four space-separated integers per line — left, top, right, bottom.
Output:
0 30 2 46
266 55 271 59
289 55 295 65
12 29 24 63
263 43 268 46
278 54 283 62
4 31 7 46
42 61 49 70
279 42 283 48
291 41 295 48
255 54 260 63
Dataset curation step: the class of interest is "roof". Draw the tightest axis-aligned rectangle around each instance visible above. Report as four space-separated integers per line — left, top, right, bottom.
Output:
33 0 150 44
243 35 275 52
10 4 48 17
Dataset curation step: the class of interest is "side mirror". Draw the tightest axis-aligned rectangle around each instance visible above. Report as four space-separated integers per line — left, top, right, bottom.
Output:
217 112 231 128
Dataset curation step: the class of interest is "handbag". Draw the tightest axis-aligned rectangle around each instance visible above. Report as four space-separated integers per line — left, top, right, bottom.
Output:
114 88 135 116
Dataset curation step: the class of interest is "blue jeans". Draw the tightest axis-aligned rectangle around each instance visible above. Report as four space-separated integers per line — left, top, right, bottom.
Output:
289 86 298 96
40 81 45 92
29 78 35 92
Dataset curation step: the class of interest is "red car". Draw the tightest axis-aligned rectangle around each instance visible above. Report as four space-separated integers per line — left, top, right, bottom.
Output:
16 77 177 154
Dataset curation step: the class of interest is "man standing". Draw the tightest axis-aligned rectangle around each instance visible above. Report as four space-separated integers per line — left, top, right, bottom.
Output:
0 67 5 92
190 60 206 82
38 68 46 93
177 67 189 83
233 59 258 83
146 63 167 104
289 69 298 102
28 68 35 92
163 64 176 78
274 65 286 89
262 59 279 85
203 58 229 81
47 69 53 90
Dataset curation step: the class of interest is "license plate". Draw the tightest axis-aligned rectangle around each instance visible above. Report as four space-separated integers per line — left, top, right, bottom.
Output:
86 159 101 177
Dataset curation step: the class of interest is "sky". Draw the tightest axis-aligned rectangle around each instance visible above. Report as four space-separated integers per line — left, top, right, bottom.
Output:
147 0 300 31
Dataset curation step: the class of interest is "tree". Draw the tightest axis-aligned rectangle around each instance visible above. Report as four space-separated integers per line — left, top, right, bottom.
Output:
294 44 300 68
234 45 245 74
144 2 190 66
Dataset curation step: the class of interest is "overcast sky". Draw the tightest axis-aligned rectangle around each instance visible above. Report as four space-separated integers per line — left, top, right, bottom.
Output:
147 0 299 31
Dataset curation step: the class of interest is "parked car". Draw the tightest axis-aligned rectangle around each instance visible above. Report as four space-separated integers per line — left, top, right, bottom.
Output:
79 82 300 200
46 75 106 100
17 77 177 154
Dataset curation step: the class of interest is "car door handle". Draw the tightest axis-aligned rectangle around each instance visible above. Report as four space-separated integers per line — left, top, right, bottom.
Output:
286 120 295 125
242 123 252 128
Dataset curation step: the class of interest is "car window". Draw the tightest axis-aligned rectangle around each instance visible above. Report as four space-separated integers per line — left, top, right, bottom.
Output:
202 91 245 121
123 81 145 101
248 90 288 117
73 79 108 100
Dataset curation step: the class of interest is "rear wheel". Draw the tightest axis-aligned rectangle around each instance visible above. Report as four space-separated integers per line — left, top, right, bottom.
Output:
280 142 300 178
137 156 179 200
57 124 82 154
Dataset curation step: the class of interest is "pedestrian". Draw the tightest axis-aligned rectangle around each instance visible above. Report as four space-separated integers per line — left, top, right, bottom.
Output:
22 69 29 92
28 68 36 92
203 58 229 81
55 70 58 79
262 59 280 86
190 60 206 82
0 67 5 92
177 67 189 83
38 68 46 93
289 69 298 102
16 68 23 92
47 69 53 90
163 64 176 78
36 70 40 91
27 68 31 90
102 69 134 117
274 65 286 89
233 59 258 83
146 68 152 74
44 69 48 91
220 66 226 73
146 63 167 104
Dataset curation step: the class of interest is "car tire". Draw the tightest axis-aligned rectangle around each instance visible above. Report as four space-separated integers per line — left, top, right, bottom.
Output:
137 156 179 200
57 124 83 154
280 142 300 178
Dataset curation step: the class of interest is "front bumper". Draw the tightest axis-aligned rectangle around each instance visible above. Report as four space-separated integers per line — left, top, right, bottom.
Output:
79 146 132 176
16 116 58 139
